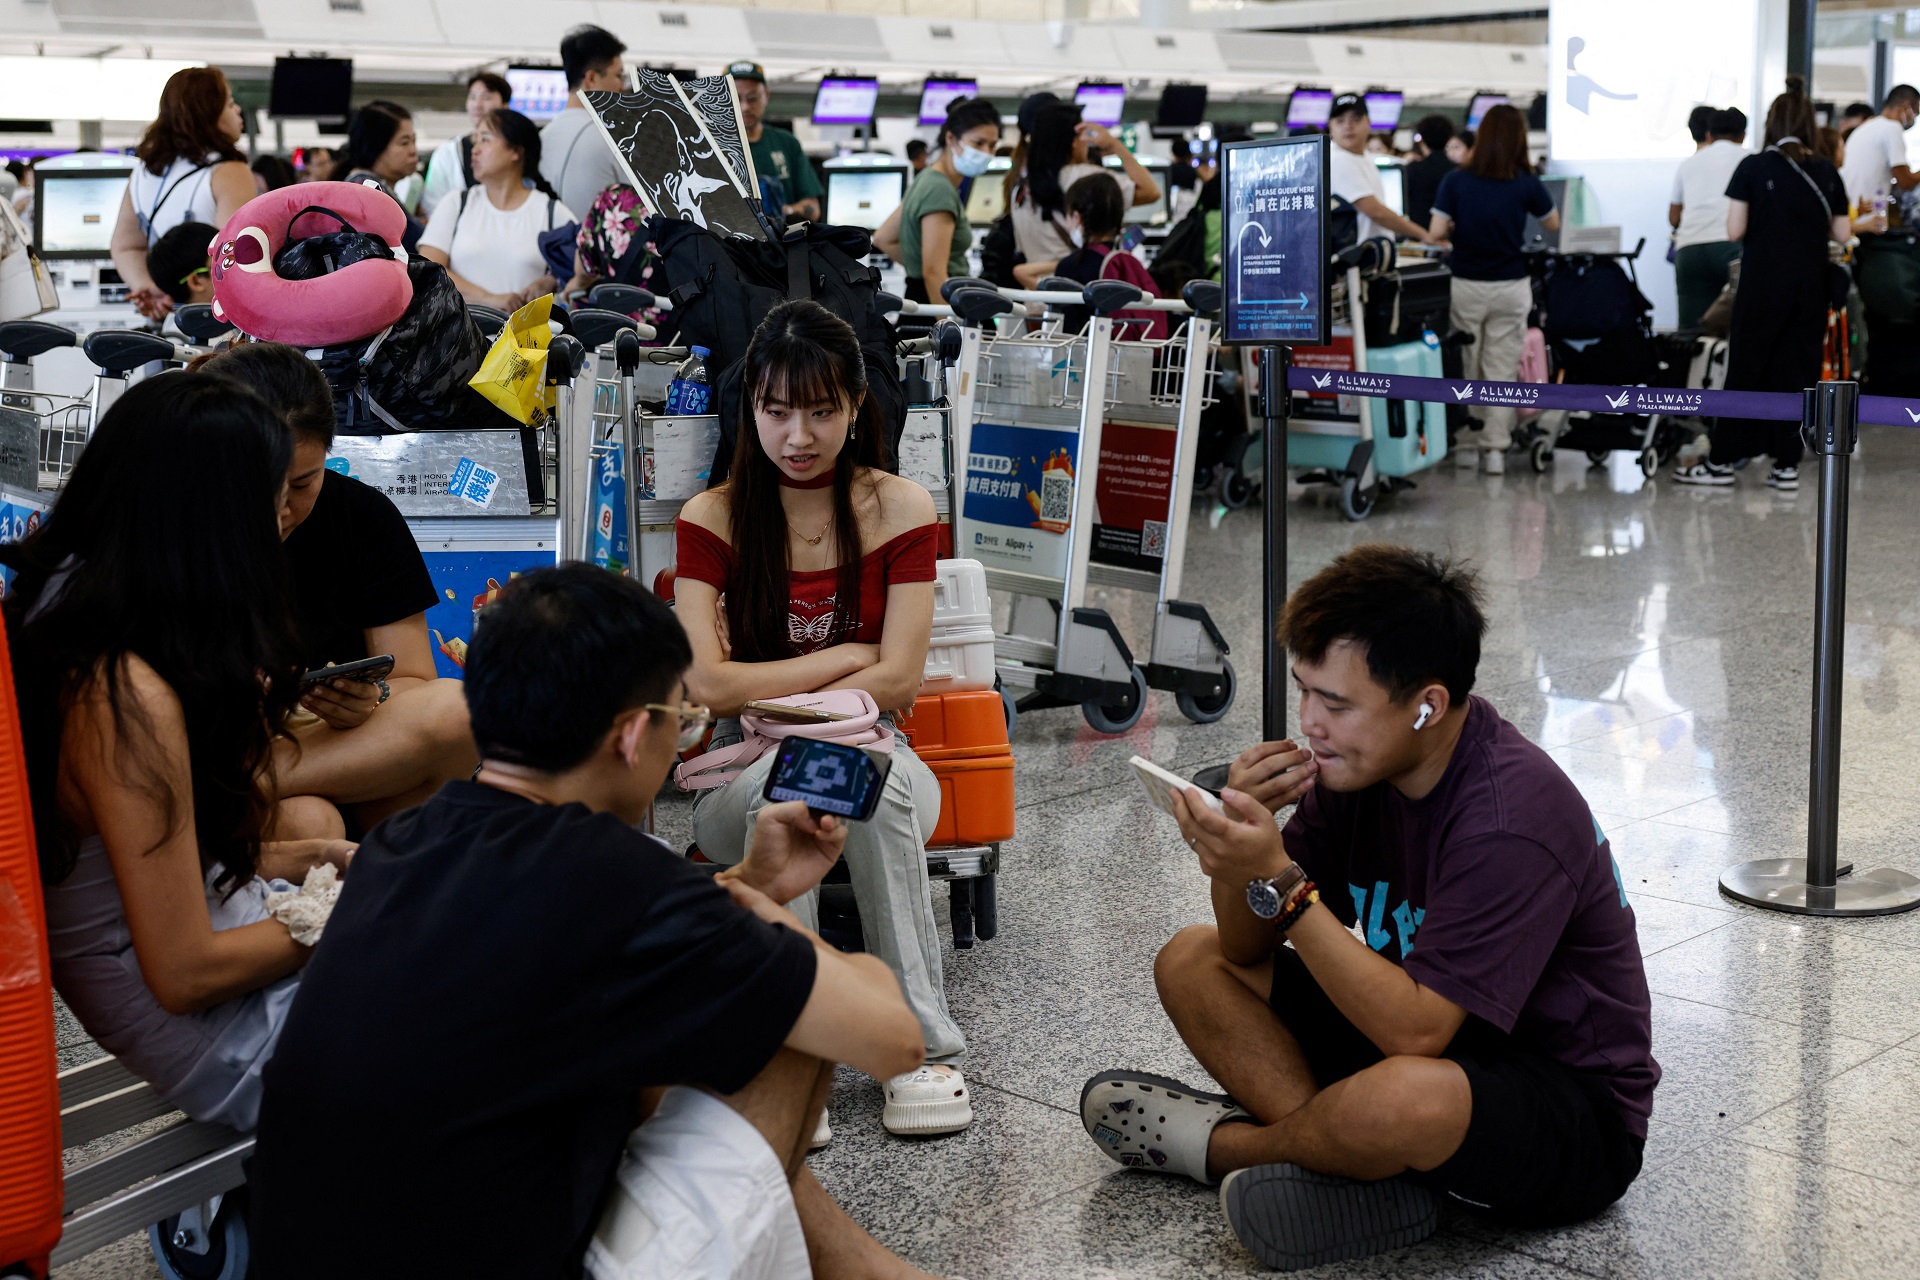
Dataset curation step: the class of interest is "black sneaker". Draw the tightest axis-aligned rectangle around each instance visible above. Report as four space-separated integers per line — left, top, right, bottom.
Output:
1673 461 1736 486
1766 466 1799 491
1220 1163 1439 1271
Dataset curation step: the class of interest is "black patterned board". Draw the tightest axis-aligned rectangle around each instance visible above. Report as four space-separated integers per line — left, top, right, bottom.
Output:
584 84 765 241
675 74 758 196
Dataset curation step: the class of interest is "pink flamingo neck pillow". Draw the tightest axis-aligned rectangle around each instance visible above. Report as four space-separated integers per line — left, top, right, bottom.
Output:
209 181 413 346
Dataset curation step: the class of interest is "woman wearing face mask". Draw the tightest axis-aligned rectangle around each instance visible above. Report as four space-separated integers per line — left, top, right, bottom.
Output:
677 299 972 1142
873 98 1001 303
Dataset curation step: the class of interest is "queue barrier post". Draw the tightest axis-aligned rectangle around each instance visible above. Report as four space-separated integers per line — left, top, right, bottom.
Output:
1719 380 1920 916
1196 344 1291 794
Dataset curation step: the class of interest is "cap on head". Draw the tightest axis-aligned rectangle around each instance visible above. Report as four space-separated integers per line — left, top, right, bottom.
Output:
729 61 767 84
1329 92 1368 122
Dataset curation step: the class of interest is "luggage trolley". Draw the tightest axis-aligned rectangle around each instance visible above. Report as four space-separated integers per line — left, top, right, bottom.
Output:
945 278 1235 733
0 320 179 493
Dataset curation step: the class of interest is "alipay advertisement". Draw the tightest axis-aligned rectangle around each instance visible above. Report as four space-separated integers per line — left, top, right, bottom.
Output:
961 422 1079 580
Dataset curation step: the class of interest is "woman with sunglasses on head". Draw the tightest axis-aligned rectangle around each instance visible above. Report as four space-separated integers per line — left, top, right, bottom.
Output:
675 299 972 1141
873 97 1001 304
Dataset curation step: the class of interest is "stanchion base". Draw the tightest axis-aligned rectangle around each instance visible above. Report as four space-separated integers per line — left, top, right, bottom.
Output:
1193 763 1232 795
1719 859 1920 917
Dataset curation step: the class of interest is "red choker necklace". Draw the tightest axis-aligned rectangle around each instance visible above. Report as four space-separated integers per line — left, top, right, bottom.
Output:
778 470 837 489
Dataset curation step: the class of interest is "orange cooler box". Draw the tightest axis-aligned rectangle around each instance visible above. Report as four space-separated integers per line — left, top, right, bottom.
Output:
898 691 1015 847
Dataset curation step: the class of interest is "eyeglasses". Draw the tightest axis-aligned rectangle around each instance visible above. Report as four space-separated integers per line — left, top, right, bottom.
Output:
645 701 713 752
179 267 209 286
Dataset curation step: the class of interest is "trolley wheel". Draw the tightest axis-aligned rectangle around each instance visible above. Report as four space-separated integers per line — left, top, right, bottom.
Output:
999 685 1019 738
150 1192 249 1280
973 872 999 942
1338 476 1375 522
1175 658 1237 725
1220 467 1256 510
1530 438 1553 473
1082 665 1149 735
1585 449 1610 467
1638 447 1660 478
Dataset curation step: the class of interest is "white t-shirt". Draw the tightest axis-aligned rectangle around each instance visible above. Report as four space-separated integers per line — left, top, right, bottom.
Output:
1328 144 1389 244
419 185 575 297
1669 140 1747 249
1011 163 1135 264
127 153 223 245
1840 115 1912 204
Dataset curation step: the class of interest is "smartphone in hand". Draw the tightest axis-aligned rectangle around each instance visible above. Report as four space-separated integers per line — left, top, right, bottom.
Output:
300 655 395 688
763 738 893 822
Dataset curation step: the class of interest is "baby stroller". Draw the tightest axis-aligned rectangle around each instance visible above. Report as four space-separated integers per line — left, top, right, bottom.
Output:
1520 240 1693 476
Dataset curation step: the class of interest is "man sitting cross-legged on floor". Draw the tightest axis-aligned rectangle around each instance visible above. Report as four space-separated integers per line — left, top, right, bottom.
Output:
249 564 940 1280
1081 545 1659 1271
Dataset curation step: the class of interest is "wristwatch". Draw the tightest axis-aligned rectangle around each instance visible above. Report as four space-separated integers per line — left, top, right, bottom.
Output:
1247 863 1308 920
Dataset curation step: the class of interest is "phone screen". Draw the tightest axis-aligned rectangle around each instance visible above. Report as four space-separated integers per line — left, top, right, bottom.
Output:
765 739 890 820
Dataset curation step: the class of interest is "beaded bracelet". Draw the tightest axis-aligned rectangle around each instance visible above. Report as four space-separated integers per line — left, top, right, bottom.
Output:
1276 881 1319 935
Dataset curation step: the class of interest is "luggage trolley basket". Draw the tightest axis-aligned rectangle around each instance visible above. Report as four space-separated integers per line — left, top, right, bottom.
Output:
0 320 182 493
1518 240 1695 477
945 276 1236 734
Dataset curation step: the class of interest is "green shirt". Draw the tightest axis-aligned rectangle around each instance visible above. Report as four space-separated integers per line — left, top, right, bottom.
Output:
748 127 823 204
898 167 970 280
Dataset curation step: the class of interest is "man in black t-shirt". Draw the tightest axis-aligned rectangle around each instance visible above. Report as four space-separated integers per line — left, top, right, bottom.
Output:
1402 114 1457 232
250 565 930 1278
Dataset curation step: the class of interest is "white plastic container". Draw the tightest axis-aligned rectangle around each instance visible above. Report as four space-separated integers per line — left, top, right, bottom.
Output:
923 559 996 692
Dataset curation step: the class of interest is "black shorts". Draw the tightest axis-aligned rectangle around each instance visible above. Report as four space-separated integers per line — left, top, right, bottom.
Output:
1267 945 1643 1226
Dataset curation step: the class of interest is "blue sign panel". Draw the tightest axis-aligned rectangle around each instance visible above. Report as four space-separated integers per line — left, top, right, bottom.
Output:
1221 135 1329 347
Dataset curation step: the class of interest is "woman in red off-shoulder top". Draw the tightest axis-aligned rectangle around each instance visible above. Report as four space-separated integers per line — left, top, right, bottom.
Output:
675 300 971 1140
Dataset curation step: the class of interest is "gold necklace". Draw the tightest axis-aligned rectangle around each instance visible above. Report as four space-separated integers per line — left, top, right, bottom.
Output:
789 516 832 547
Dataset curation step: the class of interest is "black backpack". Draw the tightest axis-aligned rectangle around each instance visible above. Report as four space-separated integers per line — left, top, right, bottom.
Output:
647 217 906 482
979 211 1020 288
1157 202 1210 279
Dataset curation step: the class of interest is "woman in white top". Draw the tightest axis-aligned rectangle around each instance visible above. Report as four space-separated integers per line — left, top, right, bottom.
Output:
110 66 253 322
1010 101 1160 270
419 109 573 311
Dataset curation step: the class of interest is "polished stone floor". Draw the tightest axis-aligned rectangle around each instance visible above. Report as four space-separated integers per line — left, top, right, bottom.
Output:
55 429 1920 1279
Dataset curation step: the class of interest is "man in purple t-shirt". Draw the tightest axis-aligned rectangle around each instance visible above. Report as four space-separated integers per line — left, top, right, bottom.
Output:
1080 546 1658 1271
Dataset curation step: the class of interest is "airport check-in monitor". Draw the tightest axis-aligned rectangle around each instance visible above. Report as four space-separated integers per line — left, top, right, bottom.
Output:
965 156 1013 225
1373 160 1405 217
1364 91 1404 133
1076 83 1126 128
813 78 880 126
825 166 907 232
1285 88 1334 129
34 165 132 259
1467 93 1509 128
506 66 569 122
919 79 978 126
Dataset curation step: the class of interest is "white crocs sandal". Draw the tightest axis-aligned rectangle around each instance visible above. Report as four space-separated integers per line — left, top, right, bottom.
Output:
809 1108 832 1150
883 1065 973 1135
1080 1070 1251 1185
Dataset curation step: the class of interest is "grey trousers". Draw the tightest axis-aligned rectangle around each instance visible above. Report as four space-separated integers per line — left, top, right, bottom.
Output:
1449 276 1533 452
692 727 966 1066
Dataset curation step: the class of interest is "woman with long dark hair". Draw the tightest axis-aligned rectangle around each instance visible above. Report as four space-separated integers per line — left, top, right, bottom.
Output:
196 343 475 826
1428 103 1558 475
675 300 971 1140
872 98 1001 303
419 108 573 310
329 100 426 247
1 374 353 1131
1675 78 1851 491
109 66 253 321
1010 100 1160 270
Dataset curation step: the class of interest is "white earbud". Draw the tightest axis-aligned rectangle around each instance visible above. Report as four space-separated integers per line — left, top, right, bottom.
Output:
1413 703 1435 731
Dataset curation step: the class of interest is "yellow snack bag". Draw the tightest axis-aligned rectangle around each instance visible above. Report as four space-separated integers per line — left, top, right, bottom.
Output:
468 294 555 426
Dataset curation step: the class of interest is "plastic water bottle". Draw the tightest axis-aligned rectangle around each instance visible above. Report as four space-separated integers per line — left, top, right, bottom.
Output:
666 346 713 416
